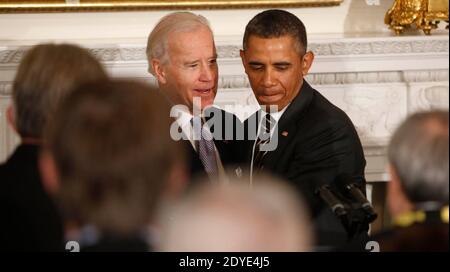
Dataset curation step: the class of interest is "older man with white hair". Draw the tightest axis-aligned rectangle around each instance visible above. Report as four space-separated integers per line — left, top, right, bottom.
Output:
147 12 244 183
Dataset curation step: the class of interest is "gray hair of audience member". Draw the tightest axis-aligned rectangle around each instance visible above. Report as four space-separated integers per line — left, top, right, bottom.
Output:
45 79 184 234
12 43 107 138
243 9 308 55
146 11 212 76
388 110 449 204
157 175 313 252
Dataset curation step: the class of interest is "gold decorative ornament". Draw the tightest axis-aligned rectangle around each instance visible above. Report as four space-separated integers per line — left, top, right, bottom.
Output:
0 0 343 13
385 0 449 35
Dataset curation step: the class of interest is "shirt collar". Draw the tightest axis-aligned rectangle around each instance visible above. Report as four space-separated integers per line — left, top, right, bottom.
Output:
172 106 193 129
261 103 290 123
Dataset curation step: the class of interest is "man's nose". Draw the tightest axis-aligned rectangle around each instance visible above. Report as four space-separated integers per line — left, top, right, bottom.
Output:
262 69 276 87
199 64 215 82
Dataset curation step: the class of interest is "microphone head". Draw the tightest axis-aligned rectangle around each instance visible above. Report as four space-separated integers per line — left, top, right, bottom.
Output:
334 173 362 193
312 177 332 195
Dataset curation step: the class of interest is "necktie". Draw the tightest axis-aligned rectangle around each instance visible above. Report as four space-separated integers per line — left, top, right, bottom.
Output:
192 117 218 177
253 113 275 171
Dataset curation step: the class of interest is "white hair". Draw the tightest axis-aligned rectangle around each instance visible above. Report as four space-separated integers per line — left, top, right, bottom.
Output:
146 12 212 76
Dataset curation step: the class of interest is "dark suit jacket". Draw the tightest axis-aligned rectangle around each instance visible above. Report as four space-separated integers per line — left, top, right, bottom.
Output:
371 207 449 252
81 233 150 252
182 107 245 183
0 144 64 251
244 81 367 250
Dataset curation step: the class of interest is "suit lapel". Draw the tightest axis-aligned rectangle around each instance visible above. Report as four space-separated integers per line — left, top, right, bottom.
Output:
204 107 229 162
185 139 209 179
263 81 315 170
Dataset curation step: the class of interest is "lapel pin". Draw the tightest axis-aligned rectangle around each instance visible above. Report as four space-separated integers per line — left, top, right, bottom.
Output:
282 131 289 137
235 167 243 178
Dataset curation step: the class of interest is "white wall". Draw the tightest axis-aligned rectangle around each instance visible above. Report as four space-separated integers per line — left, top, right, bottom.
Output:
0 0 399 44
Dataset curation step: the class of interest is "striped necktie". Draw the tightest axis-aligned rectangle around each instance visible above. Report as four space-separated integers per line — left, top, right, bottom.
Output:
253 113 275 171
192 117 218 177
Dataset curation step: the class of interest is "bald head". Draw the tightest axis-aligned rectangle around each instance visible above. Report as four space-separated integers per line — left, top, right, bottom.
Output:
158 176 313 252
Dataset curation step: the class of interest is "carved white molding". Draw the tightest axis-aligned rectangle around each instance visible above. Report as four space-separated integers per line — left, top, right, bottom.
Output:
0 71 447 96
403 71 450 83
309 39 448 56
364 145 388 157
217 70 449 89
0 49 24 65
0 96 20 163
216 39 450 59
0 81 12 96
310 70 449 85
408 82 450 113
90 47 146 62
319 84 408 143
0 46 147 65
218 76 251 89
0 36 448 64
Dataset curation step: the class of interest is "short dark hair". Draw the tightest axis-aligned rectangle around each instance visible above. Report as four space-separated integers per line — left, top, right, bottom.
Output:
45 79 183 234
243 9 307 55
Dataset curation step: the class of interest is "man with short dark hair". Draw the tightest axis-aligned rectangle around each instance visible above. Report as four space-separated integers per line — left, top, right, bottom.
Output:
241 10 367 250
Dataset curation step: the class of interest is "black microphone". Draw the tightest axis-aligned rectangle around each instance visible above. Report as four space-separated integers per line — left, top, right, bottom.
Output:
335 174 377 223
315 184 348 218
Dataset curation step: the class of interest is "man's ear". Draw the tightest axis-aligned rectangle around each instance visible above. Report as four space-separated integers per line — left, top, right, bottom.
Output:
39 150 60 195
152 59 168 85
387 164 400 197
6 104 18 134
240 50 248 74
387 164 414 217
301 51 314 76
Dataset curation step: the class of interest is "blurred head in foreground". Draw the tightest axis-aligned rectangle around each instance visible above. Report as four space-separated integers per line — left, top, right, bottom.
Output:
388 110 449 217
40 80 187 245
157 174 313 252
376 110 449 251
10 43 107 141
